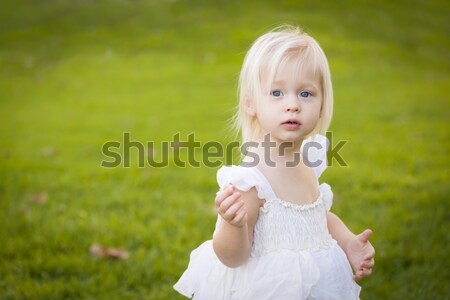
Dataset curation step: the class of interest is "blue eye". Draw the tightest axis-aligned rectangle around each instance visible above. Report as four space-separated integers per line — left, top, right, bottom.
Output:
299 91 311 98
271 90 283 97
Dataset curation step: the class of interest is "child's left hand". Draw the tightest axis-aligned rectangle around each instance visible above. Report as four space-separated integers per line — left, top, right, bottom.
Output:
346 229 375 281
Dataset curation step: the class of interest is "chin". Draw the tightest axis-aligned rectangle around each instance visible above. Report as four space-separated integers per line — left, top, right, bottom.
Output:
279 135 303 144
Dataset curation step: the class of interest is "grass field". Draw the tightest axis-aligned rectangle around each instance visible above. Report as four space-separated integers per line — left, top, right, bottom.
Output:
1 0 449 299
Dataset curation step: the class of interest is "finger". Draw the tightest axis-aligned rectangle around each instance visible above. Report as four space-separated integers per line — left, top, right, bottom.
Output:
356 229 373 244
355 267 372 279
234 202 246 215
352 274 361 281
222 192 241 208
364 254 375 260
360 259 375 269
353 270 364 281
232 206 247 224
224 202 244 222
218 192 241 213
215 185 235 206
223 200 244 220
359 259 375 269
364 249 375 260
360 268 372 277
223 184 235 196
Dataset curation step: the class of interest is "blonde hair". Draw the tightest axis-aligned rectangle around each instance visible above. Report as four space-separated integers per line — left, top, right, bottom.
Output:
232 25 333 144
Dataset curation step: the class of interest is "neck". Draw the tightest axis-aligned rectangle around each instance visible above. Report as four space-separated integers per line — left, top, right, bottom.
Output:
247 134 304 169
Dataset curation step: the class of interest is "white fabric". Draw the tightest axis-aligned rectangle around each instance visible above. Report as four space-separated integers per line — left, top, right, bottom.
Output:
174 134 360 299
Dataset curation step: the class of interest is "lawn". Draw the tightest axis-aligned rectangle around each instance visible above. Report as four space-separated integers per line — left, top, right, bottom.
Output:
0 0 449 299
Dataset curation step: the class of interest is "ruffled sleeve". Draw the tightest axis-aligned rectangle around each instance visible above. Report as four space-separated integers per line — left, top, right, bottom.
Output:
217 165 274 201
319 183 333 211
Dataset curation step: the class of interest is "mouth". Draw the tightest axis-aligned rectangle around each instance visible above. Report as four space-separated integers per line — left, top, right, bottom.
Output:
282 119 301 129
282 119 301 125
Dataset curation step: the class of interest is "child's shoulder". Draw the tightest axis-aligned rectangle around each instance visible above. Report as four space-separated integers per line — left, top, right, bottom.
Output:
217 165 259 188
216 165 274 201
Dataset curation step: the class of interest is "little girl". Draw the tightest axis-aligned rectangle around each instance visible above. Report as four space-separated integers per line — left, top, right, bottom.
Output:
174 25 375 300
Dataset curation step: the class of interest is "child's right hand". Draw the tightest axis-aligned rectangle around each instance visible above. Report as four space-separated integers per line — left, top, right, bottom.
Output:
215 184 248 228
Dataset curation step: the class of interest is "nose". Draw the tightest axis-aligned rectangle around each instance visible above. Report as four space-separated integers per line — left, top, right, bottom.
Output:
285 96 300 113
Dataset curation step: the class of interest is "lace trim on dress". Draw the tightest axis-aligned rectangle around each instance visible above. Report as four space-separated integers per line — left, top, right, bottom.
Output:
262 193 322 211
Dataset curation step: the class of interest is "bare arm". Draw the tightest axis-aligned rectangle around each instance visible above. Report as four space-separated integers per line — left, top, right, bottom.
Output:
327 212 375 281
213 184 261 268
327 212 355 250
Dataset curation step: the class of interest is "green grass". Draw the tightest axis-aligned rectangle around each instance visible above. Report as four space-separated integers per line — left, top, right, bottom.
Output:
1 0 449 299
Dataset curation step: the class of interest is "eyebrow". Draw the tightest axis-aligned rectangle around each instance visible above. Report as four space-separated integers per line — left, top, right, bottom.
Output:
271 80 319 89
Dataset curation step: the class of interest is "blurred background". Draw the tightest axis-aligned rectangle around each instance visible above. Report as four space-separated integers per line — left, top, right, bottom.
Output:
0 0 449 299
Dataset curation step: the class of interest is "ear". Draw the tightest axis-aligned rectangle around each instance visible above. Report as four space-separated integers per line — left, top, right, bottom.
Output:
243 96 256 116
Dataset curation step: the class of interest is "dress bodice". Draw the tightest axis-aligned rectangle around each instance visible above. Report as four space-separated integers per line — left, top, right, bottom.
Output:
252 191 333 257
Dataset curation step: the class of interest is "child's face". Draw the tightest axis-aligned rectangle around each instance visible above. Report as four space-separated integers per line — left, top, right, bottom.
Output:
255 59 322 144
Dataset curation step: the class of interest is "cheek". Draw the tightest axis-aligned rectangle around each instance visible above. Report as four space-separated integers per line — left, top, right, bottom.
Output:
256 111 271 128
303 105 322 127
305 104 321 117
314 108 322 119
256 105 272 120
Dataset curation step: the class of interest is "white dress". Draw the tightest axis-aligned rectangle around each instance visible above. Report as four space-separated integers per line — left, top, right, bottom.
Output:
174 135 361 300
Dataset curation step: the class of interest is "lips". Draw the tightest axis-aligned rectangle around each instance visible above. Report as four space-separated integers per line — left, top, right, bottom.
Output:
283 120 300 125
282 119 301 129
282 119 301 125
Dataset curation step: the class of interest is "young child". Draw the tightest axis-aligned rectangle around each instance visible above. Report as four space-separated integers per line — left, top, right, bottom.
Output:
174 25 375 300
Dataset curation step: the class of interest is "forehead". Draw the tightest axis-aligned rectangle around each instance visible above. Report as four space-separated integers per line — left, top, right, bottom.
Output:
273 56 321 84
257 45 325 95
